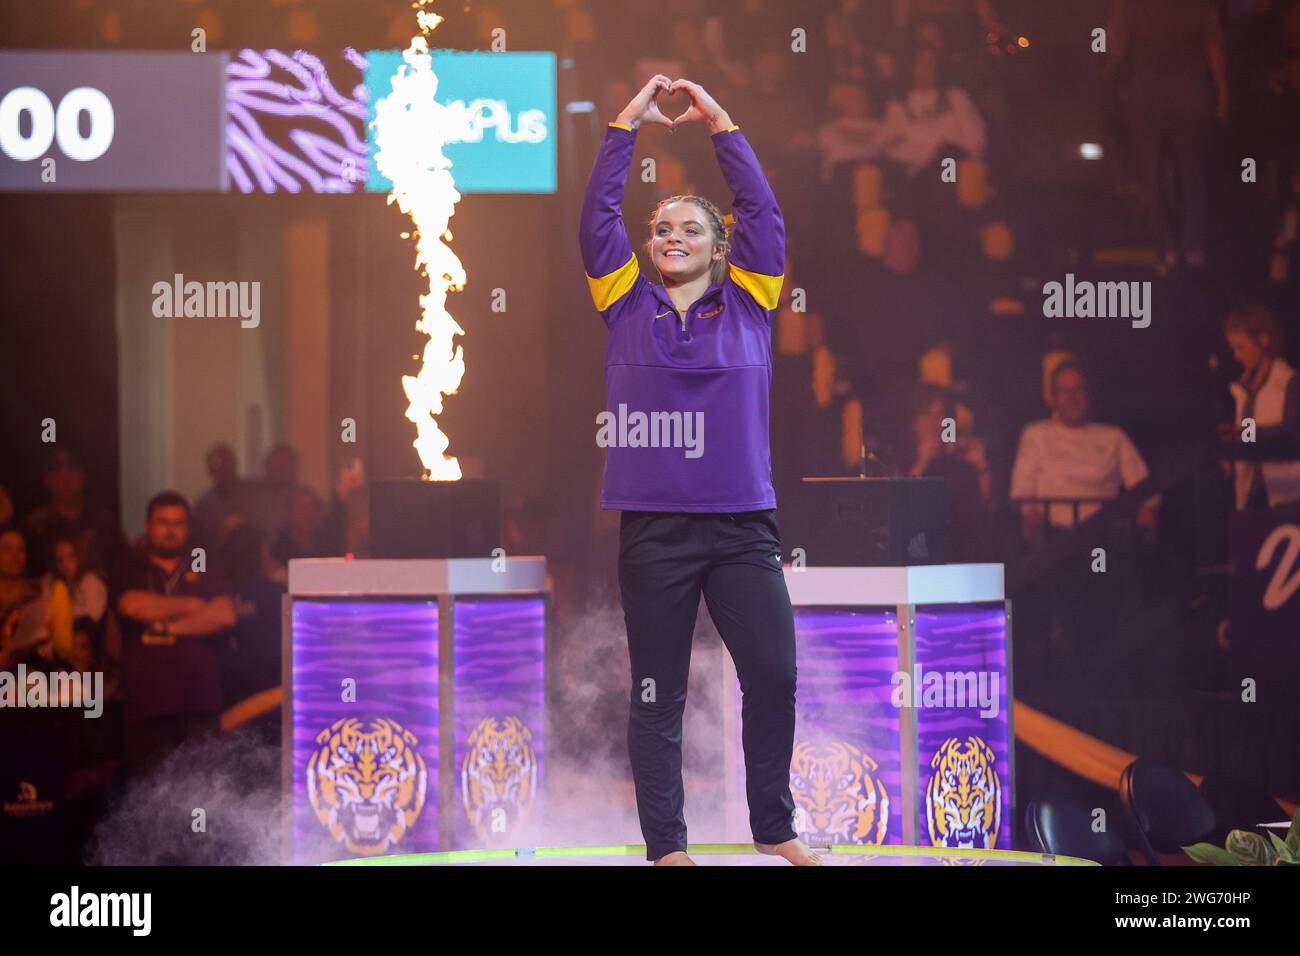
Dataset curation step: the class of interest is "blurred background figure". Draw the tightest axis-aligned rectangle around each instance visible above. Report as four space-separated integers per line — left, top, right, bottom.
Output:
1010 361 1158 541
271 486 330 566
1220 305 1300 510
1107 0 1228 272
24 449 125 579
216 521 284 735
192 443 250 553
244 443 301 546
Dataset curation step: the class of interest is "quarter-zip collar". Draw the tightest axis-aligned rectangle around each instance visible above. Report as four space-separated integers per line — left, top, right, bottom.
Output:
650 280 725 335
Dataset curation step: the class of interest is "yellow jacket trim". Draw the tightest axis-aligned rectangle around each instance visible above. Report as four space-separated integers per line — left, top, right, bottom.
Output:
728 262 783 310
586 253 640 311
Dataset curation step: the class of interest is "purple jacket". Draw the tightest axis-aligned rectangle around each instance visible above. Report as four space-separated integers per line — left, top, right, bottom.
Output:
579 122 786 512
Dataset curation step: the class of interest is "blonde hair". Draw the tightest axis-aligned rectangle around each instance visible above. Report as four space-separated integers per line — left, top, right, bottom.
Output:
644 195 730 286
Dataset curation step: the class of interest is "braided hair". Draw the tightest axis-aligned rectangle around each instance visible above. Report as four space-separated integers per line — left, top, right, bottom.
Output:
644 195 731 286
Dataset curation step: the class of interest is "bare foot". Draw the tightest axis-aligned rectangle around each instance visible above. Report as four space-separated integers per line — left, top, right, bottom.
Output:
653 850 697 866
754 838 824 865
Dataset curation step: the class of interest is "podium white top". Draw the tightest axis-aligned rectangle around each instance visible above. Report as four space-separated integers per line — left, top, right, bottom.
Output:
288 557 548 597
782 564 1004 606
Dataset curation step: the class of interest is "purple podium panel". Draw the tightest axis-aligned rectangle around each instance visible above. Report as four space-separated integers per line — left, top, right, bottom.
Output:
727 564 1011 851
913 603 1012 852
291 600 439 863
780 608 901 846
451 596 547 849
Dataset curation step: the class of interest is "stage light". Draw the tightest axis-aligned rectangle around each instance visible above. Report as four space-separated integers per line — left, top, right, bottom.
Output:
1017 36 1030 48
564 100 596 113
1079 143 1103 160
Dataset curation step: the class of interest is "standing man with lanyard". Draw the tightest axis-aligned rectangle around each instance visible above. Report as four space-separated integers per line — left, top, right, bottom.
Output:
115 491 236 776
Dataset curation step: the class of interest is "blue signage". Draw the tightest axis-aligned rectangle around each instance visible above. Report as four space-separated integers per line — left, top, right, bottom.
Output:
365 50 556 194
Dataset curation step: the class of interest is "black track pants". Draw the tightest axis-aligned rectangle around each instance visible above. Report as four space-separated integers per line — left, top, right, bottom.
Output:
618 508 799 861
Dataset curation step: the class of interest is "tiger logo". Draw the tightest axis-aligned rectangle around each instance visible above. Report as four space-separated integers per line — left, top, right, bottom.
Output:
925 736 1001 852
789 740 889 845
461 716 538 841
307 717 428 856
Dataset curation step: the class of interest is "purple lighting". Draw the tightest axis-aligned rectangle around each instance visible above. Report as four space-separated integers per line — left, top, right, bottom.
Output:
226 48 370 194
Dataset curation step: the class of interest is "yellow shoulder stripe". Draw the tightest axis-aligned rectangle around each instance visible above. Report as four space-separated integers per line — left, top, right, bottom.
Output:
586 253 640 311
728 262 783 310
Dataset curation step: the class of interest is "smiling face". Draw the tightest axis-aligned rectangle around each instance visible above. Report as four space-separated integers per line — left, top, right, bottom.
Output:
650 201 725 284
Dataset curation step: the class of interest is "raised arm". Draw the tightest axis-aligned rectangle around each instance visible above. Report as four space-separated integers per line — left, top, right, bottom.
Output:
672 79 785 312
579 75 673 317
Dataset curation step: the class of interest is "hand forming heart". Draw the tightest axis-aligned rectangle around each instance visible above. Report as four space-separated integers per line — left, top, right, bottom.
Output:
664 78 712 129
619 75 731 132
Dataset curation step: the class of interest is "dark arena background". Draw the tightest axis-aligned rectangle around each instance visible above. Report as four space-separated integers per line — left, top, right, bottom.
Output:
1 0 1296 936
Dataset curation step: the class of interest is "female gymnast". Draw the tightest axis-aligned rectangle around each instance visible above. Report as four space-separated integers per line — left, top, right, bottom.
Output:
579 75 821 866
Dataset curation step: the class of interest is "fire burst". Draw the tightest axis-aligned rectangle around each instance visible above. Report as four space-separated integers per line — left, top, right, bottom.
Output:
372 0 465 480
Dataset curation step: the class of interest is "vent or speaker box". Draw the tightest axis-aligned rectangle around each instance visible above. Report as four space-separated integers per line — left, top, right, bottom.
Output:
796 476 947 566
369 478 500 559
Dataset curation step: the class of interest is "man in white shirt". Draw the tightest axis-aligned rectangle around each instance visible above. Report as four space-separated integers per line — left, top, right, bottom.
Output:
1010 362 1159 537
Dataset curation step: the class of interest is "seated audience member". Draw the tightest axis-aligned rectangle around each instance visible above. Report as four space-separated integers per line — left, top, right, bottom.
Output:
1219 305 1300 510
0 526 73 668
114 491 236 776
904 385 995 561
43 533 108 626
0 526 36 618
192 443 251 551
881 44 986 179
817 79 894 179
1010 362 1158 535
24 449 126 578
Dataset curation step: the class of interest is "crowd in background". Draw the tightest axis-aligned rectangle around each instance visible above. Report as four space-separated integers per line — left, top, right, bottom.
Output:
4 0 1300 859
570 0 1300 565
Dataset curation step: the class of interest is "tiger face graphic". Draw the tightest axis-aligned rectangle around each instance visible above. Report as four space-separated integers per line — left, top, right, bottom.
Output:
789 740 890 845
307 717 428 856
461 716 537 841
926 736 1001 851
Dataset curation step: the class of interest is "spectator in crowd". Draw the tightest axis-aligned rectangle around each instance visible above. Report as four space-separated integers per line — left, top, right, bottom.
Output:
114 491 236 776
1219 305 1300 510
0 526 73 669
820 2 874 88
23 449 125 578
903 384 995 561
39 534 108 661
271 486 330 565
244 443 301 545
1010 361 1158 537
881 43 986 179
0 526 37 631
1107 0 1228 271
216 522 284 711
321 455 365 555
192 443 250 552
817 79 893 179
